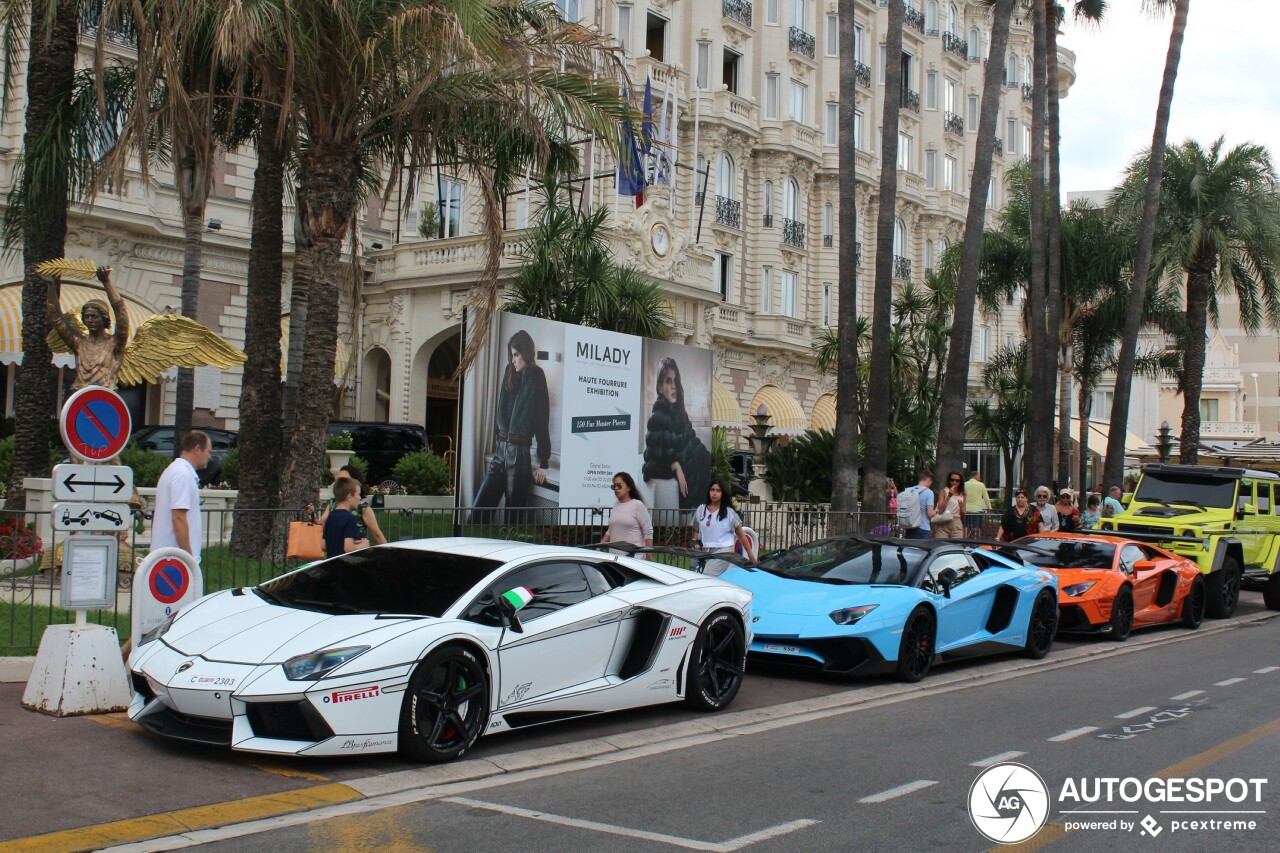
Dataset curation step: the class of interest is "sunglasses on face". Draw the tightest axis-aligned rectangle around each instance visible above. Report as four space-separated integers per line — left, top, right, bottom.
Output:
949 478 961 484
611 483 625 491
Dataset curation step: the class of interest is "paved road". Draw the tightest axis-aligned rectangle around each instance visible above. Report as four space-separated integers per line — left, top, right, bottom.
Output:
60 598 1280 853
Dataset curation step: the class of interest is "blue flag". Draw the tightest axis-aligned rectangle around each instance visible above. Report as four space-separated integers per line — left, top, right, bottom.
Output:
617 85 646 205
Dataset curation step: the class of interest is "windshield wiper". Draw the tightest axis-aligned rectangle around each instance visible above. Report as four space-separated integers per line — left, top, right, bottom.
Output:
292 599 371 614
253 587 285 606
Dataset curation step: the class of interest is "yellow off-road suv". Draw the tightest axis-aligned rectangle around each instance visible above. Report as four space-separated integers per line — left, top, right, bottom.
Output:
1098 463 1280 618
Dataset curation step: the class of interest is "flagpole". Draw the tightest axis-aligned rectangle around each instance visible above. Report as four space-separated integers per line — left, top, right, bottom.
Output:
690 79 701 240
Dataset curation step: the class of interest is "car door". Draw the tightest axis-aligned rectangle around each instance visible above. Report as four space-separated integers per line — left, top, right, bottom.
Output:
927 552 999 650
484 560 624 705
1121 543 1161 617
1235 481 1267 567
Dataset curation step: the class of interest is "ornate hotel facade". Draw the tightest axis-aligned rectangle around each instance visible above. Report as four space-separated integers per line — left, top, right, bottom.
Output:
1 1 1106 483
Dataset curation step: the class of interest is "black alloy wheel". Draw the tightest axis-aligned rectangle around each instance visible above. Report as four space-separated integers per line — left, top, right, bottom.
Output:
1182 577 1206 629
1108 586 1135 641
1264 573 1280 612
400 646 488 763
1205 558 1241 619
895 607 935 683
1023 590 1058 659
686 612 746 711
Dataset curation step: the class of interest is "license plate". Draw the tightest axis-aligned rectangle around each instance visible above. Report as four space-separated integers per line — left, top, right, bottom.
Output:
763 643 802 654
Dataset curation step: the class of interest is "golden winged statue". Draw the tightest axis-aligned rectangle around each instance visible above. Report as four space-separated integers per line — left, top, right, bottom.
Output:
36 257 246 390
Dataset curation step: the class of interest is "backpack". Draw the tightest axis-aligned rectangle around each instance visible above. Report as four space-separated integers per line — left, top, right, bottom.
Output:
897 486 924 529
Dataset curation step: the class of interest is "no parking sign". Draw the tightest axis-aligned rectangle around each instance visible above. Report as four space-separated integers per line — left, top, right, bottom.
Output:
60 385 132 462
132 548 203 646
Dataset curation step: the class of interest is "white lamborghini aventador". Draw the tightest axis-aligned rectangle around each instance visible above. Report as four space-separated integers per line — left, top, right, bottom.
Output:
127 538 752 762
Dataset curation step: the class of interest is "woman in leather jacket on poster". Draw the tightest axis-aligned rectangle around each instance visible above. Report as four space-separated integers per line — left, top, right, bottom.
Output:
473 329 551 518
642 357 709 513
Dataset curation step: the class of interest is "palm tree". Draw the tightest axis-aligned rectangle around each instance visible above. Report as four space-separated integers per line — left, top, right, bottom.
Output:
932 0 1015 487
1103 0 1188 488
202 0 631 522
862 0 903 513
967 343 1032 506
0 0 80 507
831 0 861 523
1045 0 1067 486
1112 138 1280 462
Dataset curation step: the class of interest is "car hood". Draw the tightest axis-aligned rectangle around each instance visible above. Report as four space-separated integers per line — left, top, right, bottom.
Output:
163 589 434 664
721 567 907 615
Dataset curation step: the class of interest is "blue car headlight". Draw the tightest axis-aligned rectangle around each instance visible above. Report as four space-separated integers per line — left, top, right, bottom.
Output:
1061 582 1096 597
283 646 370 681
829 604 878 626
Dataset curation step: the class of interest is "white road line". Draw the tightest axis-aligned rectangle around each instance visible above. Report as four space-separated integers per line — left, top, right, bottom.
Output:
1115 706 1157 719
1169 690 1204 701
970 751 1027 768
1253 666 1279 674
1048 726 1099 742
858 780 938 804
442 797 819 852
1214 677 1246 686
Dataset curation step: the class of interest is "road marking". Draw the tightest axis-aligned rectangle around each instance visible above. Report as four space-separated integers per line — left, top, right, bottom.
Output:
87 714 141 732
1115 706 1157 719
1169 690 1204 701
1214 677 1245 686
442 797 819 852
1254 666 1279 674
984 820 1069 852
970 750 1027 767
1154 716 1280 779
1047 726 1098 742
858 780 938 804
235 758 330 782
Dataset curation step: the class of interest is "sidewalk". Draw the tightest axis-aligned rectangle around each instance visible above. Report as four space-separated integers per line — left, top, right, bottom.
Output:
0 656 35 683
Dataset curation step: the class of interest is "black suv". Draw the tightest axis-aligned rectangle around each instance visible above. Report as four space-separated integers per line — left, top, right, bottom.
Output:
132 426 238 488
328 421 430 486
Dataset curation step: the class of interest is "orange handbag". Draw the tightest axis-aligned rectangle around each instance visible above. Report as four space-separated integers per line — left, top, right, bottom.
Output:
287 521 325 560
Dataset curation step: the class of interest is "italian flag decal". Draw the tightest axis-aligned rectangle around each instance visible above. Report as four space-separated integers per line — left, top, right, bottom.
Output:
502 586 534 609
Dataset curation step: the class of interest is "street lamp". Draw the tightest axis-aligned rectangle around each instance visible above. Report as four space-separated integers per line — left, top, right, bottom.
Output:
1156 420 1173 464
746 404 777 502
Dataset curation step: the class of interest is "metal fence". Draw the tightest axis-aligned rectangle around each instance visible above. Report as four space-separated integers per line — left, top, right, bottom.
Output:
0 504 1008 654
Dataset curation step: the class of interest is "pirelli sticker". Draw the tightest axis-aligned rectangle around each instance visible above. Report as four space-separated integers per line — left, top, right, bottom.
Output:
325 685 380 704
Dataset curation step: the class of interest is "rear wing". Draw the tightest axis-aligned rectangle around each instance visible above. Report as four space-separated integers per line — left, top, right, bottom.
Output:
581 541 755 571
1072 527 1211 547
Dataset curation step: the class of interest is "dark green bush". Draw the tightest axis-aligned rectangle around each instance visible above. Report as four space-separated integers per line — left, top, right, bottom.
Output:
120 443 171 488
392 450 452 496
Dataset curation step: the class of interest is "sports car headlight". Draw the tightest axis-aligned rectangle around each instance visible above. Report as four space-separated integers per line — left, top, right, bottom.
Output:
829 604 878 625
138 615 176 647
282 646 370 681
1061 582 1096 597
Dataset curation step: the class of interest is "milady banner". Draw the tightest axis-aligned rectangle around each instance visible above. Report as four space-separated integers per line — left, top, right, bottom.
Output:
460 311 712 517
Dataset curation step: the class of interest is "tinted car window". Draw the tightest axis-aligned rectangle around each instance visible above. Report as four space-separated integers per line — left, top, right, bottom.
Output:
257 548 500 616
926 552 979 589
465 561 595 626
1017 537 1117 570
758 539 926 585
1134 472 1237 509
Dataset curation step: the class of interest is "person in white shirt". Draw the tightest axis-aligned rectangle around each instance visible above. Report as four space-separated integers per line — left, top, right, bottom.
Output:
691 478 756 576
151 431 211 564
1034 486 1059 533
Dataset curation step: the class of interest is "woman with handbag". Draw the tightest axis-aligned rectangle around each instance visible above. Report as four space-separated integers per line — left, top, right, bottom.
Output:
932 471 967 539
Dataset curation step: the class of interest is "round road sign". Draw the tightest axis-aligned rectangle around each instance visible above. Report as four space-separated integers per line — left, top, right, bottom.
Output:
148 557 191 605
60 385 132 462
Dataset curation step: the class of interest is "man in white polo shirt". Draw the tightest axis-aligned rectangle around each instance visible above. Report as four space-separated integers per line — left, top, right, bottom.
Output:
151 430 212 564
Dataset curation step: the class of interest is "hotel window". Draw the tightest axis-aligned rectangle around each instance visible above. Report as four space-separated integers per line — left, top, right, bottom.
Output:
1006 53 1019 85
760 266 773 313
943 77 956 113
714 253 734 301
645 12 667 62
967 95 979 130
879 45 886 84
897 132 913 172
781 270 798 318
853 109 864 150
826 14 838 56
615 5 631 53
696 41 710 89
790 80 807 123
792 0 807 30
439 177 464 237
765 74 780 118
722 48 741 94
1007 119 1018 155
854 24 865 62
924 239 934 272
1023 123 1032 158
822 282 832 326
925 71 937 110
967 27 980 59
1199 399 1219 423
766 0 779 26
555 0 580 22
825 103 838 145
925 150 937 188
823 203 834 243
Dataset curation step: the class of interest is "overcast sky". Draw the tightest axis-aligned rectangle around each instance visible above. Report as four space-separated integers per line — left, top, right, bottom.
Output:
1058 0 1279 195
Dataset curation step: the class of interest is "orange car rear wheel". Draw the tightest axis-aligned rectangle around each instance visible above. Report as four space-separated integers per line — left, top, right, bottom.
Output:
1109 586 1134 641
1181 577 1206 629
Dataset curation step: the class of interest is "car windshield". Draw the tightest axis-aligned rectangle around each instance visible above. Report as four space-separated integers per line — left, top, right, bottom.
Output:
256 548 502 616
1017 537 1117 570
758 539 926 585
1133 472 1237 509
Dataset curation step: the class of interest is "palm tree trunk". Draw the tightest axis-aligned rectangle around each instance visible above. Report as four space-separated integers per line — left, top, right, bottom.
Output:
933 0 1014 482
1026 0 1052 491
7 0 79 508
862 0 904 514
282 184 312 431
1179 262 1213 463
230 104 286 558
831 0 861 526
277 147 359 538
1046 2 1067 487
1104 0 1190 487
175 142 208 434
1077 383 1092 495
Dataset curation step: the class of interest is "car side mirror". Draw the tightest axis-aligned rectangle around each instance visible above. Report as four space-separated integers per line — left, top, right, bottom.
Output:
1242 503 1257 516
1131 560 1158 573
497 587 532 634
1121 494 1132 507
937 567 958 598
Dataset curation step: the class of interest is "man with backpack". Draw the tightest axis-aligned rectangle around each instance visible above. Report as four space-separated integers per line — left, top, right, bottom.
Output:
896 471 936 540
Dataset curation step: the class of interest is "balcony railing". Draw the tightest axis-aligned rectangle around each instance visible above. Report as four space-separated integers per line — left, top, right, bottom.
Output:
968 52 982 63
81 2 138 47
762 213 774 228
789 26 816 59
856 241 862 267
904 3 926 34
993 136 1003 156
944 111 964 136
722 0 753 28
902 88 921 113
893 255 912 280
715 195 742 229
942 32 967 59
782 218 806 248
695 190 705 206
1022 83 1034 102
1005 75 1019 87
823 234 833 248
854 61 872 88
1201 421 1260 439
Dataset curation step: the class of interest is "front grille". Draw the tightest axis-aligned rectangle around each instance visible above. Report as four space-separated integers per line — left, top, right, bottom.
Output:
1057 605 1101 633
751 637 881 674
1116 524 1168 537
135 706 233 745
245 700 335 742
131 673 155 702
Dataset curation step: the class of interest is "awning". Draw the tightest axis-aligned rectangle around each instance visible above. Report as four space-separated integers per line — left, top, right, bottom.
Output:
1067 418 1154 458
280 316 353 387
811 393 836 433
750 385 807 436
712 380 742 429
0 282 159 367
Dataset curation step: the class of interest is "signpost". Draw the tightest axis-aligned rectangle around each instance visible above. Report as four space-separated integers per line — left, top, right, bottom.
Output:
59 385 132 462
51 503 130 533
132 548 203 646
52 463 134 501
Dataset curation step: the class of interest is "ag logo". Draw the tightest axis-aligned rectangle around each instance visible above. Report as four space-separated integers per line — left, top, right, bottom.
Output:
968 762 1050 844
176 661 195 674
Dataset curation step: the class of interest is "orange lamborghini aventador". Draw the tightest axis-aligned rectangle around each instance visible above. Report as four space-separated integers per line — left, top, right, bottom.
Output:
1013 533 1206 640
